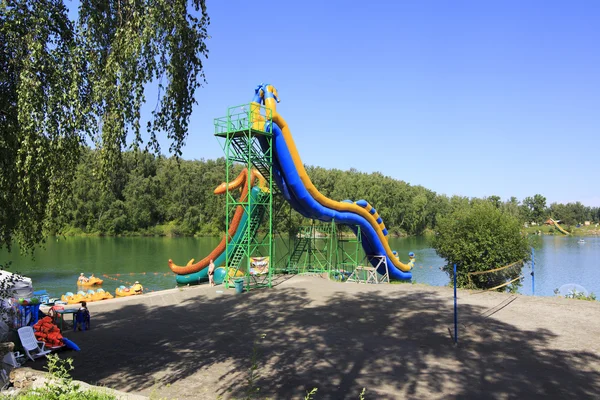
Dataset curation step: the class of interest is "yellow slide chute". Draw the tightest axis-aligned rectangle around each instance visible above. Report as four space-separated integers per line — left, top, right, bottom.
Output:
549 218 569 235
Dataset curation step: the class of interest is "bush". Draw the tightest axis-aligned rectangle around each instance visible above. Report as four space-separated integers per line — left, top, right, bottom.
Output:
554 288 597 301
433 200 530 290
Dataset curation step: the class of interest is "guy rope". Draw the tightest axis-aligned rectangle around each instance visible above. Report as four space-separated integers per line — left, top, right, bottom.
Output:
467 260 524 292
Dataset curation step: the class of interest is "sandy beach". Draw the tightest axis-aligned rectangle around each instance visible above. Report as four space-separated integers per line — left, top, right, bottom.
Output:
30 275 600 399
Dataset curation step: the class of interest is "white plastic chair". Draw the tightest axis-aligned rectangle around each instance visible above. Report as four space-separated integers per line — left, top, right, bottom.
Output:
17 326 52 362
2 351 25 368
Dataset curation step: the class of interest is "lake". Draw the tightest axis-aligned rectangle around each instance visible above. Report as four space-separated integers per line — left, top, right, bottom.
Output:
0 235 598 299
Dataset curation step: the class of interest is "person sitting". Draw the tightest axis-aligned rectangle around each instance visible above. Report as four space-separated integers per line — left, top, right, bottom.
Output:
78 273 89 284
131 281 143 294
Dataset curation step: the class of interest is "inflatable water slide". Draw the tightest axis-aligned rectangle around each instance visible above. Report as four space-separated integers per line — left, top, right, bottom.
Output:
251 84 413 280
168 168 269 284
549 218 570 235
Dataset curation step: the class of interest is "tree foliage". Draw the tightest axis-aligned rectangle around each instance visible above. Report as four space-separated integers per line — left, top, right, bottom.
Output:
432 200 531 290
521 194 547 224
0 0 209 253
549 201 592 227
1 0 83 253
52 149 600 240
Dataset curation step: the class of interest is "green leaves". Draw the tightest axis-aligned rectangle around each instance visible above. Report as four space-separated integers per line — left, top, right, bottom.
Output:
1 0 209 253
79 0 209 161
521 194 547 224
1 0 82 253
433 200 530 289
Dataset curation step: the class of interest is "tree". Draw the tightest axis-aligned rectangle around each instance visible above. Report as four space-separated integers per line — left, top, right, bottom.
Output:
433 201 530 290
487 195 502 208
0 0 209 253
502 196 522 220
1 0 82 252
522 194 547 224
549 202 576 226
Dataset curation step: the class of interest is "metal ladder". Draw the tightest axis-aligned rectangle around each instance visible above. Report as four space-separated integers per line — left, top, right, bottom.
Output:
287 236 310 270
230 135 276 194
227 194 268 268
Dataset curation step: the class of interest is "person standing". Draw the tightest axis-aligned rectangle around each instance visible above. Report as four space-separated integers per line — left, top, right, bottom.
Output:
77 301 90 330
208 259 215 287
408 252 416 269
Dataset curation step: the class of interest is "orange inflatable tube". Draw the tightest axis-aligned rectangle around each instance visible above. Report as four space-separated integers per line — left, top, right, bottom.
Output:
168 168 261 275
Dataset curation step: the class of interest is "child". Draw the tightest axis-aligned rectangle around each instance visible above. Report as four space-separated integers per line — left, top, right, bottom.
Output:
77 301 90 331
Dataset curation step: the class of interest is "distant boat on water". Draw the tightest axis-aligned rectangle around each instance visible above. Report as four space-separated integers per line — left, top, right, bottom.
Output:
578 239 585 244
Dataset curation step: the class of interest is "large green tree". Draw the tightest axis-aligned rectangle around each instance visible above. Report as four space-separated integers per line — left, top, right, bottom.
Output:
0 0 209 252
433 200 530 290
521 194 547 224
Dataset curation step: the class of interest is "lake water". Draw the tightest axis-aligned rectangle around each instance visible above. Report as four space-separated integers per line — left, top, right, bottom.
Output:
0 235 598 299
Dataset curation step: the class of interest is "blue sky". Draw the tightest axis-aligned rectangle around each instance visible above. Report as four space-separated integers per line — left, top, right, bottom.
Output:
104 1 600 206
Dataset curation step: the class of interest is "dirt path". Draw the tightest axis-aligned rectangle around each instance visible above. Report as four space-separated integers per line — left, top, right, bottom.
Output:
34 276 600 399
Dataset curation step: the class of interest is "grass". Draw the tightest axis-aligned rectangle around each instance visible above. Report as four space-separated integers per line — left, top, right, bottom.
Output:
9 354 117 400
554 288 597 302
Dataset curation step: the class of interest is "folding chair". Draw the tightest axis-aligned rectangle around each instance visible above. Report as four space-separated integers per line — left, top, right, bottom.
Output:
17 326 52 362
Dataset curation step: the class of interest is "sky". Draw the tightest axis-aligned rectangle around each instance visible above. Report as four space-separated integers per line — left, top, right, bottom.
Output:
143 1 599 206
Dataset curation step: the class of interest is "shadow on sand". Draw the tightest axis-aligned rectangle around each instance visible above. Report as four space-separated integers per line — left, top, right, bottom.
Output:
30 281 600 399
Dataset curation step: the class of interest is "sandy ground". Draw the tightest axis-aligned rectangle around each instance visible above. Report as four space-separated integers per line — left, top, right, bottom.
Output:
30 275 600 399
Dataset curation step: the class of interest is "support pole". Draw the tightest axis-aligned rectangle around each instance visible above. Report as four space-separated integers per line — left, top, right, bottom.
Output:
453 263 458 345
531 247 535 296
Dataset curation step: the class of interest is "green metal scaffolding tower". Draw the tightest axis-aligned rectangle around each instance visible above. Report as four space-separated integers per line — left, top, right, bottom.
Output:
335 225 363 279
214 103 274 290
286 220 364 280
287 220 336 276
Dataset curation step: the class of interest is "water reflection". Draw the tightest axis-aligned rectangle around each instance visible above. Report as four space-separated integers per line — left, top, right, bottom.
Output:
0 235 598 298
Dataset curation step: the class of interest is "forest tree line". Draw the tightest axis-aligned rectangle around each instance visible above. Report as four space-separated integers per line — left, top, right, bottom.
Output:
56 149 600 237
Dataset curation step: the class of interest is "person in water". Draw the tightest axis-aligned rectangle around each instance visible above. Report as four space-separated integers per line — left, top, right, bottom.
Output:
78 273 89 284
208 259 215 287
131 281 143 294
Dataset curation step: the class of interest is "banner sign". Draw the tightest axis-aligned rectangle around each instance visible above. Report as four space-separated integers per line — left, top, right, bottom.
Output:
249 256 269 275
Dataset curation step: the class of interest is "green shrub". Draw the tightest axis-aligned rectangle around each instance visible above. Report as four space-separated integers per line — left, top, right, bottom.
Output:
554 288 597 301
433 200 530 290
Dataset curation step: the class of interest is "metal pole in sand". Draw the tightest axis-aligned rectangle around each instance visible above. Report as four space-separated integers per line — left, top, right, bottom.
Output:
531 247 535 296
453 263 458 345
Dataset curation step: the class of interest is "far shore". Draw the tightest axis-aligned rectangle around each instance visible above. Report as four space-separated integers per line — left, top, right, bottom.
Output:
524 224 600 236
53 226 600 240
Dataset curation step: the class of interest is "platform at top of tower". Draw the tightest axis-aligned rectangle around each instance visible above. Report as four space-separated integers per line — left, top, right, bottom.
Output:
214 128 273 139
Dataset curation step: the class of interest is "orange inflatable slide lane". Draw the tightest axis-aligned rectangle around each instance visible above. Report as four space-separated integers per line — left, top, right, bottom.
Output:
168 168 261 275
